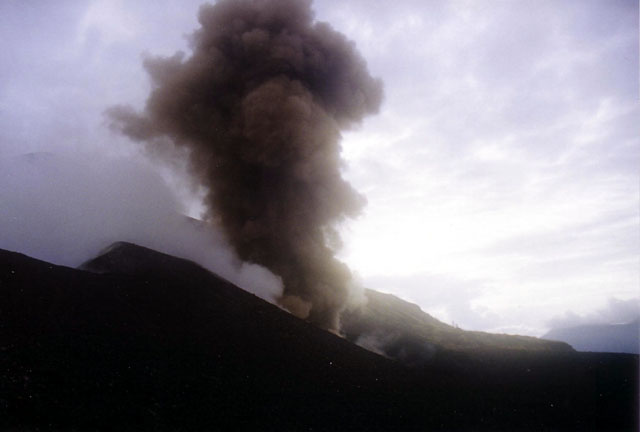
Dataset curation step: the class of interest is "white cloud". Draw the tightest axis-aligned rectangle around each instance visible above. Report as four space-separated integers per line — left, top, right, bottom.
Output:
78 0 138 46
0 152 283 303
334 0 638 335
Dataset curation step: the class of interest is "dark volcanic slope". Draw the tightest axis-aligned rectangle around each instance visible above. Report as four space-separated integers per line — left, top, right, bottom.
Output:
1 244 638 431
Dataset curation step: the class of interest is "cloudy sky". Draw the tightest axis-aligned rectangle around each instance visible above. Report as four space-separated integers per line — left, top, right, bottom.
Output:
1 0 637 336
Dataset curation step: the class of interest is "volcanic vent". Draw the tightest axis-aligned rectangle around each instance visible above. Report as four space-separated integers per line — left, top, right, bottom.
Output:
108 0 383 330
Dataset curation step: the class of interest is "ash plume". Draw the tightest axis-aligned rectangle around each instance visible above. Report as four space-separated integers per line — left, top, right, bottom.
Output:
107 0 383 330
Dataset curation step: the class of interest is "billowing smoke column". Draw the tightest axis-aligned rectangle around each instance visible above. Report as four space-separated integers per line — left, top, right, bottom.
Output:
107 0 382 330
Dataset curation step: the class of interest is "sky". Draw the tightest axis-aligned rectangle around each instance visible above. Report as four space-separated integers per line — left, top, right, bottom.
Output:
0 0 638 336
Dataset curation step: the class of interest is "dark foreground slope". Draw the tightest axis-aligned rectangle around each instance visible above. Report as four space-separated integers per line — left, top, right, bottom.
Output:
1 244 638 431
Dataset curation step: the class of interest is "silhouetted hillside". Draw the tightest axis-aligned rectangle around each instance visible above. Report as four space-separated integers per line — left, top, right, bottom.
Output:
544 320 640 354
342 289 572 365
86 243 573 363
1 244 638 431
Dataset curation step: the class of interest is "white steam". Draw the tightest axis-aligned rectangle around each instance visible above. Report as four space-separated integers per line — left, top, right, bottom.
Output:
0 151 283 302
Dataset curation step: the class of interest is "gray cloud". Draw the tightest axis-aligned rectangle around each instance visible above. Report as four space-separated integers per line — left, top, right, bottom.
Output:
548 297 640 329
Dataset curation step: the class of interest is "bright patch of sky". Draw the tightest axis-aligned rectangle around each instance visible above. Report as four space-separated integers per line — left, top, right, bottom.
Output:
317 0 638 334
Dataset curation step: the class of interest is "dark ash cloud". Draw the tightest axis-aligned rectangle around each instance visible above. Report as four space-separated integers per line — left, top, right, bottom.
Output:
107 0 383 330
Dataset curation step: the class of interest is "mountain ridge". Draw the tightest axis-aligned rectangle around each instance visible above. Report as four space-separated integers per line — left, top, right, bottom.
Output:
82 242 573 360
342 288 572 365
1 243 637 431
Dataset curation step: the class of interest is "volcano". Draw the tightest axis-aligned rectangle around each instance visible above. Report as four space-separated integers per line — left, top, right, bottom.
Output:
1 243 638 431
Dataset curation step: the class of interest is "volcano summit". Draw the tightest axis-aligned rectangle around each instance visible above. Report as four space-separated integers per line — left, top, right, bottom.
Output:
1 243 637 431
